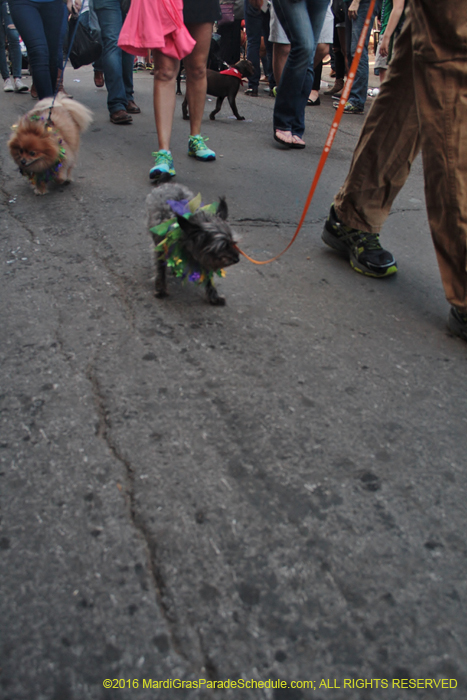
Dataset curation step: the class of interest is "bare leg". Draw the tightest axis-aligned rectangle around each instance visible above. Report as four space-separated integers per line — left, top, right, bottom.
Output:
309 43 329 102
152 50 179 151
184 22 213 136
272 42 290 86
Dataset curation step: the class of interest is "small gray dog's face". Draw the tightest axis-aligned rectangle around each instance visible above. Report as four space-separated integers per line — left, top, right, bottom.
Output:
176 199 240 271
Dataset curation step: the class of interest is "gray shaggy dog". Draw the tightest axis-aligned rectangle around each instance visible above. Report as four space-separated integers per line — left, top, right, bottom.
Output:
146 183 239 305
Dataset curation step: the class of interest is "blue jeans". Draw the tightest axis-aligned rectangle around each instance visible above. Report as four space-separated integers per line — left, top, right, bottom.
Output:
244 1 273 90
272 0 329 136
93 0 134 115
9 0 63 97
345 0 381 110
0 0 22 79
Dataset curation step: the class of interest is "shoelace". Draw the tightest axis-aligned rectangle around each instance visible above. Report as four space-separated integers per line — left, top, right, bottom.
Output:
337 224 383 251
355 232 383 250
190 135 209 150
152 151 172 165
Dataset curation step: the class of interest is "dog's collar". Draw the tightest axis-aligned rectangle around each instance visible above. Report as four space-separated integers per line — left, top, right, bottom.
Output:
220 67 245 83
150 194 218 238
20 144 66 186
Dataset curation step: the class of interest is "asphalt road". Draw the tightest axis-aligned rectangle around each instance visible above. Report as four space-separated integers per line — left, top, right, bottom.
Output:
1 65 466 700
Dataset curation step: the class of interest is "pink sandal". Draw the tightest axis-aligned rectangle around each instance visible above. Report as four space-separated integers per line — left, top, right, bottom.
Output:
291 134 306 148
274 129 293 146
274 129 306 149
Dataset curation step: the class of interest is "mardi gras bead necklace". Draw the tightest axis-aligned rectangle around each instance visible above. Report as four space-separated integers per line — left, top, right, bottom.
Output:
16 114 66 188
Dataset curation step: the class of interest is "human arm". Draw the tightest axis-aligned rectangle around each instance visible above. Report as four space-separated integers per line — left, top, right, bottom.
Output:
379 0 405 56
348 0 361 21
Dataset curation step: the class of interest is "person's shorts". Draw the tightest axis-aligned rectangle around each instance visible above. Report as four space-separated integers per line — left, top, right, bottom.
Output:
269 1 334 45
374 41 388 75
318 3 334 44
269 5 289 44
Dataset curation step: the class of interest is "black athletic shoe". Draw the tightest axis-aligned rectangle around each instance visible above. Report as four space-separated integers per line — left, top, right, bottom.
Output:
448 307 467 342
322 204 397 278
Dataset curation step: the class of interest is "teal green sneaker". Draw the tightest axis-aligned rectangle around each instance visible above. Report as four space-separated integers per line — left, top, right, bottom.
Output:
149 150 176 182
187 134 216 161
333 100 364 115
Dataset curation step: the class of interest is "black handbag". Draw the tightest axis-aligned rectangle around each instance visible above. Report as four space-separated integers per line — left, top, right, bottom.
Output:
68 15 103 70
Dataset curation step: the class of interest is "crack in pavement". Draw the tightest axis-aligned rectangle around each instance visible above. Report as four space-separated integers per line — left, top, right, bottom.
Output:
95 256 137 329
86 360 190 664
1 195 40 244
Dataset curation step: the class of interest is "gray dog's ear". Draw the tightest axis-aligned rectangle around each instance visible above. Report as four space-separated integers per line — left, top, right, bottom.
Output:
176 214 197 234
217 197 228 221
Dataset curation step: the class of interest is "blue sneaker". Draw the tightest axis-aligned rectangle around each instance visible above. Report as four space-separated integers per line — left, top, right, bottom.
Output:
187 134 216 161
149 150 176 182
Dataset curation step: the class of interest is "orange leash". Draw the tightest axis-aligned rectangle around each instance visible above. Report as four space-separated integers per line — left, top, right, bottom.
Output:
236 0 377 265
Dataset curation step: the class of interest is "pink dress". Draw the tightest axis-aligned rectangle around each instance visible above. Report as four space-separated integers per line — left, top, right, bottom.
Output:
118 0 196 60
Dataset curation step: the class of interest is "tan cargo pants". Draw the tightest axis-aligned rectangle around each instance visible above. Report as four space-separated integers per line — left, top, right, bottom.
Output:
334 1 467 312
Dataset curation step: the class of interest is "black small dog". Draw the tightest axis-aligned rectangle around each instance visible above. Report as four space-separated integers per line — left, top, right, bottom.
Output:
182 59 255 121
146 184 240 306
176 36 224 94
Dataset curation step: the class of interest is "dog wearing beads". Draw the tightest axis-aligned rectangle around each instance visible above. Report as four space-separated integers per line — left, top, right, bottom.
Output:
8 94 93 195
146 183 240 305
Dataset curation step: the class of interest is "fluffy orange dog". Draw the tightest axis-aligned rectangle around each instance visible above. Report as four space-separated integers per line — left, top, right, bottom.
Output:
8 94 93 195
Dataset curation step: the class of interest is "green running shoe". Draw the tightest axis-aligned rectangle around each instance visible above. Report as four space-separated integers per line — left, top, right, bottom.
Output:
448 307 467 342
187 134 216 161
149 150 176 182
322 204 397 278
334 100 364 114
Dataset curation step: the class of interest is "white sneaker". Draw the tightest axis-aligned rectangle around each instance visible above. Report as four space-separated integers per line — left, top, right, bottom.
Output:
4 77 14 92
14 78 29 92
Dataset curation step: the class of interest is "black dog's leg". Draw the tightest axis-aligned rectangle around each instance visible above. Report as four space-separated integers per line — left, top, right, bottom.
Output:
205 279 225 306
155 257 168 298
176 62 183 95
227 93 245 120
182 97 189 120
209 96 224 121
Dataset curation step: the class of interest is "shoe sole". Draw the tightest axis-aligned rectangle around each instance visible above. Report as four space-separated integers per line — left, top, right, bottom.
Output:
149 170 175 183
188 153 215 161
322 222 397 278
